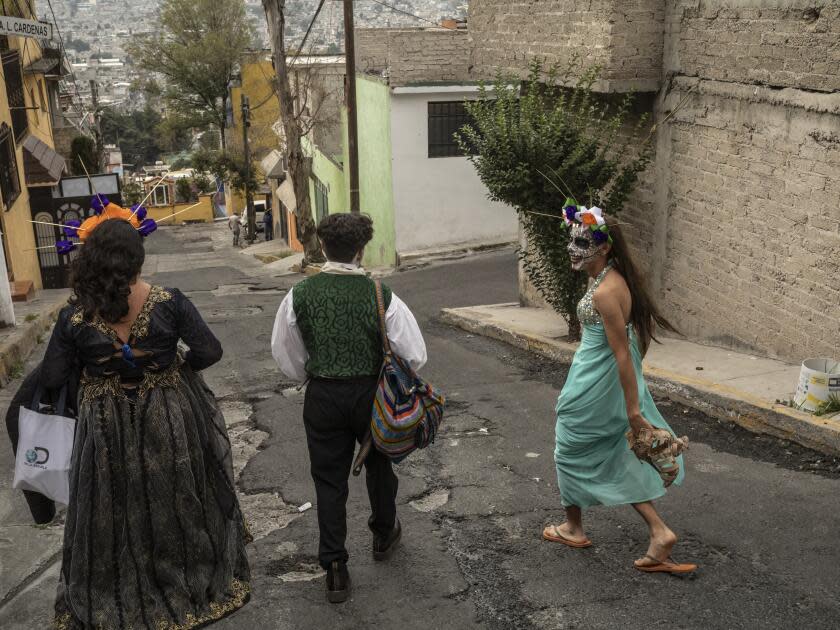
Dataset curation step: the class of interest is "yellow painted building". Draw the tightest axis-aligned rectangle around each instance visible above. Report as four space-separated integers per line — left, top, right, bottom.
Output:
225 50 279 221
0 0 68 294
146 194 215 225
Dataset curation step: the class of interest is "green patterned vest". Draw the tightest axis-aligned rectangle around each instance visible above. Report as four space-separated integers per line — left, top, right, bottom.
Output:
292 273 393 378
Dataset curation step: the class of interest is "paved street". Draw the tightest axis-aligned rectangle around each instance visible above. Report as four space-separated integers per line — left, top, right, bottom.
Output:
2 224 840 629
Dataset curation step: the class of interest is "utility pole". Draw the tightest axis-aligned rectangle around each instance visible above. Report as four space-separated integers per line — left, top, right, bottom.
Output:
89 79 102 169
344 0 360 213
241 93 256 242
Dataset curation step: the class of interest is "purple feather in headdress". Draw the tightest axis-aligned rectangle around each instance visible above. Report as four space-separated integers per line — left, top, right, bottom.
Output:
63 219 82 238
138 218 158 237
131 203 148 221
56 240 76 255
91 194 110 215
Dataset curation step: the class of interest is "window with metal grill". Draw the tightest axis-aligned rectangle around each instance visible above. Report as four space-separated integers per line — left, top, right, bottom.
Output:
428 101 475 158
313 176 328 223
0 123 21 209
2 50 29 141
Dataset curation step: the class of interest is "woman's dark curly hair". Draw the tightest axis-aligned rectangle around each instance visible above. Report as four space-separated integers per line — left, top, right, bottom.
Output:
70 219 145 323
316 213 374 262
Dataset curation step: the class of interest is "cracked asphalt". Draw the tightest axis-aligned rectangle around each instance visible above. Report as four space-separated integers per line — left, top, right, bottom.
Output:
2 223 839 629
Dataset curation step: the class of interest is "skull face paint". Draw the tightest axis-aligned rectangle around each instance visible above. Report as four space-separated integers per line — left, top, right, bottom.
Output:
567 224 603 270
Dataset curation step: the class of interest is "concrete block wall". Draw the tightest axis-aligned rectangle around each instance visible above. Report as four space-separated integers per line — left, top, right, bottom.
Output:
356 28 399 74
387 29 472 86
625 1 840 363
489 1 840 363
657 81 840 360
356 28 472 87
675 2 840 92
468 0 664 92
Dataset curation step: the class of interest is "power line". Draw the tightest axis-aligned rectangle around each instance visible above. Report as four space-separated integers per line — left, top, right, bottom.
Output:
248 0 328 113
292 0 327 62
361 0 463 31
43 0 89 121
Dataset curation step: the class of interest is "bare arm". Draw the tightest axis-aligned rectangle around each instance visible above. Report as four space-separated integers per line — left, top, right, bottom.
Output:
593 282 653 435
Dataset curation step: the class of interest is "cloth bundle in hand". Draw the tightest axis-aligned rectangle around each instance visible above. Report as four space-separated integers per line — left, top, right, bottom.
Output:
626 427 689 488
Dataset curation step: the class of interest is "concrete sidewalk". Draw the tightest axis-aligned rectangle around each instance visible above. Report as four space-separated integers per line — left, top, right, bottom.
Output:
441 303 840 455
0 290 70 388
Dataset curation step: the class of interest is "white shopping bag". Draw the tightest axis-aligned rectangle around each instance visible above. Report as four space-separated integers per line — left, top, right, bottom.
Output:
13 389 75 505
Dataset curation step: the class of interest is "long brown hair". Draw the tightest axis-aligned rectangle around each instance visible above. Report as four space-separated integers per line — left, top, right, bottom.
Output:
605 216 678 355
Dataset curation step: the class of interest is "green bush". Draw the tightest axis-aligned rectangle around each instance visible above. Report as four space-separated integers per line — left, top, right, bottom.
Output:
458 60 652 339
175 177 196 203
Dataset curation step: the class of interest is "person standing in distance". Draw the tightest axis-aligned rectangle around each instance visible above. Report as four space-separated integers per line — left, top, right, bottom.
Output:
271 213 427 603
228 211 242 247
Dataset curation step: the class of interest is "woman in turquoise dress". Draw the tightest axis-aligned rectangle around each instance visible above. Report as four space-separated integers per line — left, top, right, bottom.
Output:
542 204 696 574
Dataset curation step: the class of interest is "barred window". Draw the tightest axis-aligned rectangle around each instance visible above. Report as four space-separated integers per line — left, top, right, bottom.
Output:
0 123 21 209
428 101 475 158
313 176 328 223
2 50 28 141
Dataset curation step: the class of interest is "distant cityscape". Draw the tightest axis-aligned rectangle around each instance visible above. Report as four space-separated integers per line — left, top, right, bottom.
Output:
41 0 467 110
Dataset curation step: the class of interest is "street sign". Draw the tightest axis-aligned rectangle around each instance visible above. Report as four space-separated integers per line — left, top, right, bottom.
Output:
0 16 53 41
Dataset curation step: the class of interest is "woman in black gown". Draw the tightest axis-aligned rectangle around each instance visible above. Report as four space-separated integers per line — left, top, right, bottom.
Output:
43 219 250 629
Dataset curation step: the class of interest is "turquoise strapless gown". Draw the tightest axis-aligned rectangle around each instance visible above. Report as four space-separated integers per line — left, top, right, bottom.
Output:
554 265 684 508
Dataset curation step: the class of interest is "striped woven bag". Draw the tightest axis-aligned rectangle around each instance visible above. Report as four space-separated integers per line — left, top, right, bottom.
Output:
370 280 445 463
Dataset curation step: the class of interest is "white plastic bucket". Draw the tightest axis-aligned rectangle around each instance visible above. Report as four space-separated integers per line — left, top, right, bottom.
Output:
794 358 840 412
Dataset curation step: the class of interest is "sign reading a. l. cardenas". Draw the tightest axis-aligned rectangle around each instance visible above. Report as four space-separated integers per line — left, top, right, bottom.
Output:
0 16 53 41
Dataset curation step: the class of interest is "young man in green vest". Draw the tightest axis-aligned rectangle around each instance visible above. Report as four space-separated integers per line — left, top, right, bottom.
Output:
271 213 427 603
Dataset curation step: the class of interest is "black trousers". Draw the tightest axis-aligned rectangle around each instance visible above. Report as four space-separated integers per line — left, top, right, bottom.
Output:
303 377 398 569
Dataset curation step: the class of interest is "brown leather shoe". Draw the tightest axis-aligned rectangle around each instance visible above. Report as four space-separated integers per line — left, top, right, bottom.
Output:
326 560 351 603
373 519 402 561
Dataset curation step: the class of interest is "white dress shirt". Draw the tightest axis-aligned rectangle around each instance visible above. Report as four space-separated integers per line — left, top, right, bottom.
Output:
271 268 427 382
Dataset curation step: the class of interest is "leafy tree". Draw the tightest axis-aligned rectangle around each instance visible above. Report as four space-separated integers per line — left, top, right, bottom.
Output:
192 173 212 194
192 148 256 197
175 178 196 203
127 0 252 150
121 180 143 205
198 130 221 151
170 157 192 170
458 61 652 339
101 106 165 170
69 135 101 175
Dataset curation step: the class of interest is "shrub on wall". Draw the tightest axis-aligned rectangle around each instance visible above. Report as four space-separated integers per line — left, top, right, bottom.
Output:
458 60 652 339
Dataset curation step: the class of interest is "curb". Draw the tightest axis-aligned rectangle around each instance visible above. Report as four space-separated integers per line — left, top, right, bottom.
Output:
0 298 67 388
440 308 840 456
397 241 515 269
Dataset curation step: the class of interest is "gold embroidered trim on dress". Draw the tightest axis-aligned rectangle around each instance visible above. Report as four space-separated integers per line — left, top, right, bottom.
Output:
52 580 250 630
131 286 173 340
154 580 250 630
70 286 173 342
80 358 182 404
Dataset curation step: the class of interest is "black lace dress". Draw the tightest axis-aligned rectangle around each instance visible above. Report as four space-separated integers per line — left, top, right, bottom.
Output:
42 286 250 629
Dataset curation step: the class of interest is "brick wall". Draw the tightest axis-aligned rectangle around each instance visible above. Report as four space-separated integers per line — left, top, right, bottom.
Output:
356 28 472 87
468 0 664 92
356 28 397 74
651 80 840 361
388 29 472 86
676 2 840 92
501 1 840 363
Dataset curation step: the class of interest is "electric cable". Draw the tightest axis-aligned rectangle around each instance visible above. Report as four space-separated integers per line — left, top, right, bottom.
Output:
360 0 463 31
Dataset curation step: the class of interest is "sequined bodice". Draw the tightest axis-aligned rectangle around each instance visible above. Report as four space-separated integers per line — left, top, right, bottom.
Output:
577 264 612 326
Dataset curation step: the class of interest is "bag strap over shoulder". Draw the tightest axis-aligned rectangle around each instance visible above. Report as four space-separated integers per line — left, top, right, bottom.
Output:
374 280 392 356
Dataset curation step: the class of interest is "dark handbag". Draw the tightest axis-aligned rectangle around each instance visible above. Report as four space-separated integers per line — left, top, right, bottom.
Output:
353 281 444 473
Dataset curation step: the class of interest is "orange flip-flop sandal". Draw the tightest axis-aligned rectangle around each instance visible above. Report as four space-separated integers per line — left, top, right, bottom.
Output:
542 525 593 548
634 555 697 574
